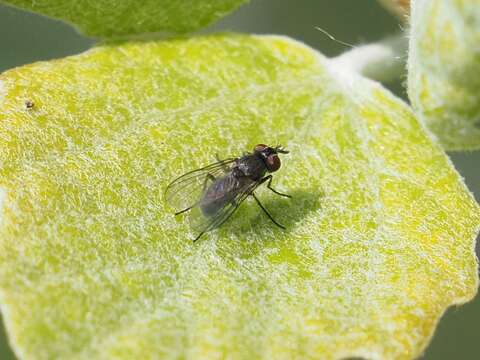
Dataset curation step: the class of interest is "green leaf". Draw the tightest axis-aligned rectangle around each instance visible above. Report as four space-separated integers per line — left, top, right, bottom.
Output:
408 0 480 150
0 0 249 38
0 34 478 360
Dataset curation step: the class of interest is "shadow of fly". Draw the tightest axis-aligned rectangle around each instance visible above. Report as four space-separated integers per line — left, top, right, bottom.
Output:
164 144 291 242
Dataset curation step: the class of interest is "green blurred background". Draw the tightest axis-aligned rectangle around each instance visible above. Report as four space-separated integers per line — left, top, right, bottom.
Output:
0 0 478 358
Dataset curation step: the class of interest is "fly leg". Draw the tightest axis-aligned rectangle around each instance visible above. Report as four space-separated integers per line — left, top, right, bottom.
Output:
251 193 286 229
175 173 216 216
262 175 291 198
193 230 206 242
205 173 216 185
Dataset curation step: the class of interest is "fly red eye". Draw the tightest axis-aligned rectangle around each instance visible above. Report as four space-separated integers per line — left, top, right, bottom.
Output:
266 154 281 172
254 144 268 152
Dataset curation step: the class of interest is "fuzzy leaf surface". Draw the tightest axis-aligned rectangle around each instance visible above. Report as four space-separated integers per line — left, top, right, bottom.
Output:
0 34 478 360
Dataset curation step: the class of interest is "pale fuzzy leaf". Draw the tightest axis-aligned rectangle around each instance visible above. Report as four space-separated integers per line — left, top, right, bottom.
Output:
0 34 478 360
408 0 480 150
0 0 249 38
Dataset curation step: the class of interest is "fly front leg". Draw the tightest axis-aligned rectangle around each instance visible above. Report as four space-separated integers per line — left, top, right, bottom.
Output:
261 175 291 198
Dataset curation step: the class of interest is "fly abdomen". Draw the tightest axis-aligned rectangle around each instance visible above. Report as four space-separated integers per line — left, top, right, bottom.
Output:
199 175 239 217
200 197 234 217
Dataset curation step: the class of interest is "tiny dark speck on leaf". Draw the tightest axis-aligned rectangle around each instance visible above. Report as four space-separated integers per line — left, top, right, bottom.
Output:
25 100 34 109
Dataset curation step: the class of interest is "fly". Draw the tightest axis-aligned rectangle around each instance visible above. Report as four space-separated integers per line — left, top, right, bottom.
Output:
164 144 291 242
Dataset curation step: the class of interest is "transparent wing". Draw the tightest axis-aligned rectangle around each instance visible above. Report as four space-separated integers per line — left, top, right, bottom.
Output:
188 178 261 240
164 158 237 213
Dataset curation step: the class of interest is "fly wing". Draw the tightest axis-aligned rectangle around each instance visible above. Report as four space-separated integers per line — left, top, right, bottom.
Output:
164 158 237 213
189 178 261 240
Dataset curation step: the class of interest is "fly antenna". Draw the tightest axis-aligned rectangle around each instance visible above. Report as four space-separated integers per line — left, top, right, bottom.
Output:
275 144 289 154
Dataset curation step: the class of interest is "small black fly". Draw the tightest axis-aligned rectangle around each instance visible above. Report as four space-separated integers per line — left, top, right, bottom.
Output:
25 100 34 109
165 144 291 242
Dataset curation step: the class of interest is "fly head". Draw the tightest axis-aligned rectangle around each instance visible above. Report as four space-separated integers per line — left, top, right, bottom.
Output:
253 144 289 172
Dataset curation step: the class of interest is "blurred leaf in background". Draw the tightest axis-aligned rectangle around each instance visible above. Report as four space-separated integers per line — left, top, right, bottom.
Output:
0 0 249 38
408 0 480 151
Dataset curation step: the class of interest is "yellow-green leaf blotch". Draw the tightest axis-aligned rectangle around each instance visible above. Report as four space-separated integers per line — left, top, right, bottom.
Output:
0 0 249 38
0 34 478 359
408 0 480 150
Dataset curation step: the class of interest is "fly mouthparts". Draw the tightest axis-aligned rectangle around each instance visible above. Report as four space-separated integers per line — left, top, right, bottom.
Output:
275 145 289 154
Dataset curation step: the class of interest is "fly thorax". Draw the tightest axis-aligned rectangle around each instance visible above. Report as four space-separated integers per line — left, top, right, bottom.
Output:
235 162 250 176
236 156 266 178
232 167 245 178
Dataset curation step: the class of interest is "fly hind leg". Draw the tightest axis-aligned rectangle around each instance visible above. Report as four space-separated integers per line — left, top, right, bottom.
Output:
251 193 286 229
215 154 231 172
174 173 216 216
